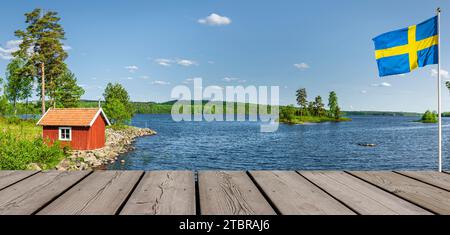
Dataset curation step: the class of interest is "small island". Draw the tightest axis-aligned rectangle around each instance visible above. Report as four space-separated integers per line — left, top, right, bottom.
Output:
416 110 438 123
279 88 351 124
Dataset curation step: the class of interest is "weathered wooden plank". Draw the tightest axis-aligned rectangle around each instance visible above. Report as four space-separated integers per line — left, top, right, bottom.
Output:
250 171 354 215
0 171 89 215
0 171 38 190
120 171 195 215
37 171 143 215
396 171 450 191
350 171 450 214
198 171 276 215
300 171 431 215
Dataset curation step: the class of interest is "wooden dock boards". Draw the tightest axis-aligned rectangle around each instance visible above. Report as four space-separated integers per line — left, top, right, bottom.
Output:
0 171 38 190
0 170 450 215
395 171 450 191
37 171 142 215
198 171 276 215
0 171 89 215
299 171 431 215
249 171 354 215
349 171 450 214
120 171 196 215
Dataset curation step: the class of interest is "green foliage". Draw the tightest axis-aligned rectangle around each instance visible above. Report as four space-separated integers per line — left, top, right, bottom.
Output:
328 91 340 119
103 83 134 124
0 132 66 170
0 117 66 170
420 110 438 123
13 8 68 107
103 98 131 125
280 105 296 123
4 58 33 113
311 96 326 117
53 69 85 108
0 96 12 115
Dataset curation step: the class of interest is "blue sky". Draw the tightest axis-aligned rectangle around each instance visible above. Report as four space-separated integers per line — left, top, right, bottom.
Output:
1 0 450 112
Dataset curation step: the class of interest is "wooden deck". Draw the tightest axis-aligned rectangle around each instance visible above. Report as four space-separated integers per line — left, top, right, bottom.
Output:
0 170 449 215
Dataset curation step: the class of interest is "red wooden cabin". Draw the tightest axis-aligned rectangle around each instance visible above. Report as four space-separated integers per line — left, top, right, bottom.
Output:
37 108 111 150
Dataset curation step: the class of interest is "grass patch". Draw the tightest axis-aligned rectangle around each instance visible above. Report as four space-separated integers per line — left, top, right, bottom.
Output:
0 116 67 170
279 116 352 124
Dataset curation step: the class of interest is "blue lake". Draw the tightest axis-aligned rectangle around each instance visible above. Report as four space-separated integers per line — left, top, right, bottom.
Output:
107 114 450 171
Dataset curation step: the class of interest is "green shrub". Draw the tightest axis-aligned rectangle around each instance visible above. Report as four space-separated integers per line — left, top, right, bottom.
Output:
421 110 437 123
0 131 67 170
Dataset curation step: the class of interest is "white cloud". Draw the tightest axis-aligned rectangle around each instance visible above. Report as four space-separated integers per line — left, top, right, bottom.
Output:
223 77 239 82
155 58 173 67
371 82 392 87
177 59 198 67
223 77 246 83
155 58 198 67
91 77 97 80
125 77 134 80
0 40 21 60
198 13 231 26
151 80 170 85
431 68 450 79
140 75 150 80
360 90 367 94
125 65 139 73
294 62 310 70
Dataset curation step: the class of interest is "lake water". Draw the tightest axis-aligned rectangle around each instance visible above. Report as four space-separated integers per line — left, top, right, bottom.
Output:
107 114 450 171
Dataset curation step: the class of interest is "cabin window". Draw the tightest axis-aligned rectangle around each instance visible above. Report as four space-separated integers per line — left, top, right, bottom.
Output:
59 127 72 141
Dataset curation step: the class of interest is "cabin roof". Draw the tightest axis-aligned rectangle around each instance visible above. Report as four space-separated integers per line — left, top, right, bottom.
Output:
36 108 111 127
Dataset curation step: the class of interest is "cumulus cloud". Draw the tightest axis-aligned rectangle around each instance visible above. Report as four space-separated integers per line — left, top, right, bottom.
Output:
155 58 198 67
0 40 21 60
140 75 150 80
223 77 246 83
198 13 231 26
360 90 367 94
294 62 310 70
155 58 173 67
223 77 239 82
371 82 391 87
125 65 139 73
176 59 198 67
151 80 170 85
431 68 450 79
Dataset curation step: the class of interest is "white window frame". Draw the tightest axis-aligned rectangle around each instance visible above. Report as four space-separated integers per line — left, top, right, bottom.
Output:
58 127 72 141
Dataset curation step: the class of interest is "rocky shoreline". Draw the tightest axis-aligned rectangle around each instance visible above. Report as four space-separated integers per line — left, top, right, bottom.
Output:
55 127 157 171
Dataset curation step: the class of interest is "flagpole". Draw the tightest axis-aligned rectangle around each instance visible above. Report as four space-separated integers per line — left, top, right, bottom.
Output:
437 7 442 172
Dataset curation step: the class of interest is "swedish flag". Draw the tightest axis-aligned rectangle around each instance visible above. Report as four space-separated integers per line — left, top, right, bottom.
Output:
373 16 438 77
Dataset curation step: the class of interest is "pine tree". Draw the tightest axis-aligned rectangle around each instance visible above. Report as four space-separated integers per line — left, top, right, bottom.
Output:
53 70 85 108
296 88 307 116
13 8 68 113
328 91 339 119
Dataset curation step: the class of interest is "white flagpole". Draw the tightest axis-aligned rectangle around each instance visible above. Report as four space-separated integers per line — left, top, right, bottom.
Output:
437 7 442 172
